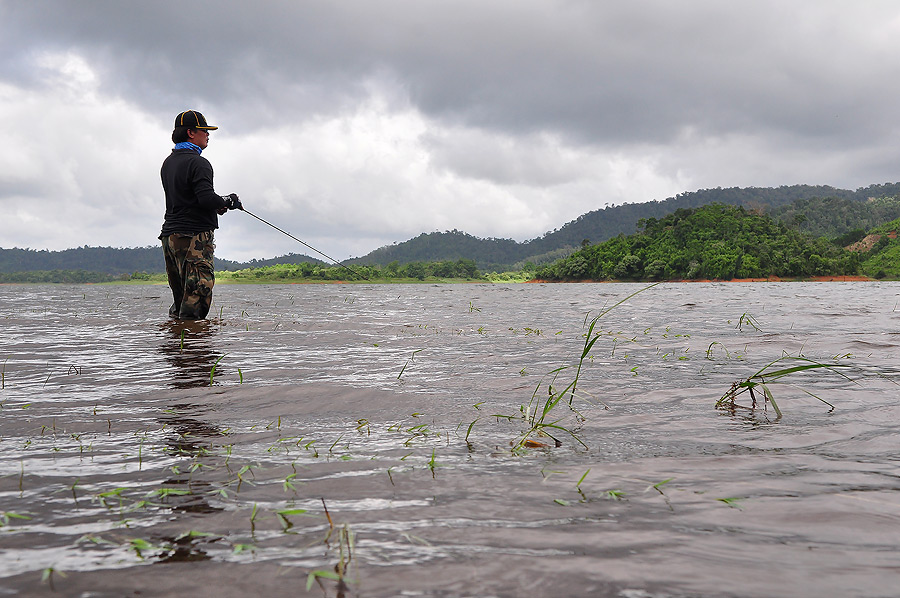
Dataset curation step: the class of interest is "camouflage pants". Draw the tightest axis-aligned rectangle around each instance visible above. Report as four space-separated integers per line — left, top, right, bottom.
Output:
161 231 216 320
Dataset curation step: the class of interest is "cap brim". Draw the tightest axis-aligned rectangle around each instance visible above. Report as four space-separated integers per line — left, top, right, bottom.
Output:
197 126 218 130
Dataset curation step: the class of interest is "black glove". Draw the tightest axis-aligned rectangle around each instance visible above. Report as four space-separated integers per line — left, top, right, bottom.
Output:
222 193 243 211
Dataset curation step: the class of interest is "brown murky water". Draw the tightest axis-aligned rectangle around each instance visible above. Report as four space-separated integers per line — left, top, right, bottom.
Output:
1 282 899 597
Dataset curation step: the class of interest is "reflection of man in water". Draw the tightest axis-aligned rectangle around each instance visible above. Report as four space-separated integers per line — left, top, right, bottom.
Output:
158 320 221 389
155 321 227 531
159 110 243 320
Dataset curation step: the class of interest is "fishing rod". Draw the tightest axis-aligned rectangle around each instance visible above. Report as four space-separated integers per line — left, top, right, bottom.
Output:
240 208 370 281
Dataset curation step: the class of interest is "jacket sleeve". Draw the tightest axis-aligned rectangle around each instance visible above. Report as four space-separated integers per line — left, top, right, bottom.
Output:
190 157 227 210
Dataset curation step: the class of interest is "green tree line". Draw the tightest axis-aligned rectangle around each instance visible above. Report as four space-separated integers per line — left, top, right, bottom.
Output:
0 270 120 283
0 246 320 275
223 258 481 282
536 204 860 281
0 259 483 284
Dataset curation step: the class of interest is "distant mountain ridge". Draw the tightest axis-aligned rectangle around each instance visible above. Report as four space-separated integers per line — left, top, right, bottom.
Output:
353 183 900 270
3 182 900 274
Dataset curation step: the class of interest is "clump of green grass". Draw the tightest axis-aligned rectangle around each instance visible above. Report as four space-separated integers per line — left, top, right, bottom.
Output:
500 284 658 451
397 349 423 379
308 499 355 593
717 497 745 509
504 364 590 451
209 354 226 386
717 355 854 418
41 566 66 590
0 511 31 527
276 508 309 531
705 341 734 360
735 312 762 332
129 538 160 559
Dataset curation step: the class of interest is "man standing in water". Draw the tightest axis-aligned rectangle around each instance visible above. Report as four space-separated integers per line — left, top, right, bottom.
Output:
159 110 242 320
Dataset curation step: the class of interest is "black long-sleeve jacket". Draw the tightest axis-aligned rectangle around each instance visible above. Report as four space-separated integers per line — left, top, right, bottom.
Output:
159 148 227 237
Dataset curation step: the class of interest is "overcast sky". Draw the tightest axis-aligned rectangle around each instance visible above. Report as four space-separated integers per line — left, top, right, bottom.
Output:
2 1 900 261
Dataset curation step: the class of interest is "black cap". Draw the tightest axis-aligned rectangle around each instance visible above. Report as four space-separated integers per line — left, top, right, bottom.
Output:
174 110 218 130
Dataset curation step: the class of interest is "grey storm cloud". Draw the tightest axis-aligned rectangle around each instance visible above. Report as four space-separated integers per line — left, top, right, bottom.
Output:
6 1 891 144
2 0 900 258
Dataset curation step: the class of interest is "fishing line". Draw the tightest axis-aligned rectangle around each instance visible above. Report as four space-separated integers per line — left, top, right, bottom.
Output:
240 208 370 281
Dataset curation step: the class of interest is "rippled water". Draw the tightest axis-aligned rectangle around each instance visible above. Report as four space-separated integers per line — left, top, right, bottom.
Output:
1 282 899 597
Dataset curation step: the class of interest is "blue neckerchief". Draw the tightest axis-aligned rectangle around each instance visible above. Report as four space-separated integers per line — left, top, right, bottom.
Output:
174 142 203 154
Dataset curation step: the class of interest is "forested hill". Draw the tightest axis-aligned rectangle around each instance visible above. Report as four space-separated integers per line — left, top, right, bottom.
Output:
353 230 523 270
0 246 322 275
767 194 900 239
537 203 859 281
518 184 859 259
354 183 900 270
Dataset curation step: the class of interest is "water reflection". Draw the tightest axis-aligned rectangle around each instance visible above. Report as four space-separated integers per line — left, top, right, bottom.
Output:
152 392 228 559
157 408 225 518
156 320 230 525
158 320 221 389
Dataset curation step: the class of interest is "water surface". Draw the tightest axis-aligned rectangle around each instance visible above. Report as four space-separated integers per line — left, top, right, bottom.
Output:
1 282 899 597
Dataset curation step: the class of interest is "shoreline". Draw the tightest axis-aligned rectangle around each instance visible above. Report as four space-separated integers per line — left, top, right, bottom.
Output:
525 275 875 283
0 275 880 286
